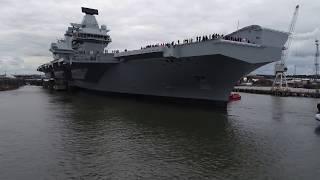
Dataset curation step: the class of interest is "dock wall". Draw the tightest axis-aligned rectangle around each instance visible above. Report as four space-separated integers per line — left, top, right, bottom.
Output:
233 86 320 98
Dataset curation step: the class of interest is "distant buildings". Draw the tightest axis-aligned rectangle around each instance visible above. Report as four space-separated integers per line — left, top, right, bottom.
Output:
0 74 44 91
238 74 320 89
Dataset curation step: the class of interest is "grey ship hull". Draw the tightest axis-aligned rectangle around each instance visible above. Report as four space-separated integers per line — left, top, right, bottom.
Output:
37 7 289 108
68 54 265 107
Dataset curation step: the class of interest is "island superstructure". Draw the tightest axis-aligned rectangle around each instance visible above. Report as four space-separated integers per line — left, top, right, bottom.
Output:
37 7 289 107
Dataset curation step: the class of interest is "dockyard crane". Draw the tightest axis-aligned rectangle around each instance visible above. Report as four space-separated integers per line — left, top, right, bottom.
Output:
272 5 300 92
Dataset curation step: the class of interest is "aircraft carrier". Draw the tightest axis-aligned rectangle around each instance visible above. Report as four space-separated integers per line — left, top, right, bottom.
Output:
37 7 289 107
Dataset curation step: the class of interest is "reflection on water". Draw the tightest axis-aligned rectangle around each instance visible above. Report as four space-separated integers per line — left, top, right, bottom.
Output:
0 86 320 179
271 96 285 121
315 125 320 136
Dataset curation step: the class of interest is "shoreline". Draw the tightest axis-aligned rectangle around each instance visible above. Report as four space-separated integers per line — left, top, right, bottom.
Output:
0 78 24 91
234 86 320 98
0 85 21 91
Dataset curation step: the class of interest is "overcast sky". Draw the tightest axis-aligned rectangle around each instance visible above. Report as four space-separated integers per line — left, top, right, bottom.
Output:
0 0 319 75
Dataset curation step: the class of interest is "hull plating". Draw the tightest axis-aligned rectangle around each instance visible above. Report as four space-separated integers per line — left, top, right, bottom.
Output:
70 55 265 103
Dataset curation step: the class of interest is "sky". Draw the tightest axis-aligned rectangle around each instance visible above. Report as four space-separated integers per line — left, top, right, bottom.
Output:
0 0 319 75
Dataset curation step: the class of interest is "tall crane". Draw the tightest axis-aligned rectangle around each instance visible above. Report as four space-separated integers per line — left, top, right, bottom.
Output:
315 39 319 80
272 5 300 92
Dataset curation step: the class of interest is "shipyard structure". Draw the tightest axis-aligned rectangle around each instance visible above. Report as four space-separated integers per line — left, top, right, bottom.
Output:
37 7 289 107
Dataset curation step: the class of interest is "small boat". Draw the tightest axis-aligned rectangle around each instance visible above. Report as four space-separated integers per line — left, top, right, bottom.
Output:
229 93 241 101
316 103 320 121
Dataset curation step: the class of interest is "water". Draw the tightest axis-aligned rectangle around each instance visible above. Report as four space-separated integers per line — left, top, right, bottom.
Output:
0 86 320 179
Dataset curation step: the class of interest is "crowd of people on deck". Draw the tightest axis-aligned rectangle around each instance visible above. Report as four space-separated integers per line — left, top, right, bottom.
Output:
111 50 120 53
111 33 254 54
139 33 253 50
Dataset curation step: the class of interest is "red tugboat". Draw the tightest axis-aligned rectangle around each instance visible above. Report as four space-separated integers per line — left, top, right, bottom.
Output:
229 93 241 102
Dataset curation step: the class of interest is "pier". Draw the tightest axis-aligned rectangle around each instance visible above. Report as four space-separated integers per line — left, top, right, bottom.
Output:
233 86 320 98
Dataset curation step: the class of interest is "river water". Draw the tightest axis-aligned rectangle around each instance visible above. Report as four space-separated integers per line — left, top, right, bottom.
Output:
0 86 320 179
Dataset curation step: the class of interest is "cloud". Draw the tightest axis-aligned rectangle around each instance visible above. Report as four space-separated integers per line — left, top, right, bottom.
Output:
0 56 23 66
295 28 320 40
0 56 25 73
289 27 320 58
0 0 319 75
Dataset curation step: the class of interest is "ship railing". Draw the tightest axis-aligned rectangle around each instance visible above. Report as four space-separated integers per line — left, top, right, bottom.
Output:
73 33 111 42
75 36 111 42
72 54 119 63
218 39 261 47
114 47 165 57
